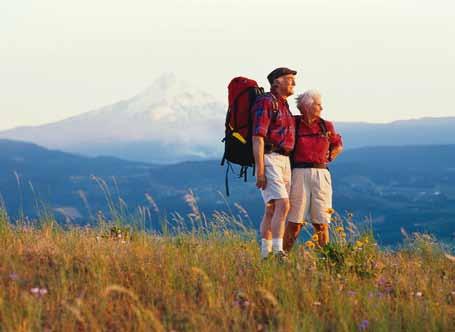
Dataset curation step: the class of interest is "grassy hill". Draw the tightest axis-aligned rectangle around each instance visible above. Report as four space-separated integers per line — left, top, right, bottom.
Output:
1 139 455 246
0 210 454 331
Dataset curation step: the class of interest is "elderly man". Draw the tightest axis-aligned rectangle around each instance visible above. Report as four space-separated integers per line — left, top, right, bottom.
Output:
252 67 297 259
283 90 343 251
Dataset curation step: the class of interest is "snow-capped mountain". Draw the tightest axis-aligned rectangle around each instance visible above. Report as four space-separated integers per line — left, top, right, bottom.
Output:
0 73 227 163
2 73 455 164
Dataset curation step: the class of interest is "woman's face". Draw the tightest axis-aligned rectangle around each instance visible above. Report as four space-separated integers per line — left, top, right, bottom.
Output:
310 97 323 118
299 97 323 118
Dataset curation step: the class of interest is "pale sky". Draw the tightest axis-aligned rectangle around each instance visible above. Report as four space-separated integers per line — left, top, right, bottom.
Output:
1 0 454 131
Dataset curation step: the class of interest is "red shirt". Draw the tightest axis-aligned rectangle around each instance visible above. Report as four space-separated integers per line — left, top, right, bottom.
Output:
292 115 343 164
252 92 295 153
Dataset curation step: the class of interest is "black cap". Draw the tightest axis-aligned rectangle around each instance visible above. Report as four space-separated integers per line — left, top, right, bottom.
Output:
267 67 297 85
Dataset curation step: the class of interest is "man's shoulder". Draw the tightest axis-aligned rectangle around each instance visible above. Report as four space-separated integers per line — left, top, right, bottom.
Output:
254 92 276 108
256 92 275 102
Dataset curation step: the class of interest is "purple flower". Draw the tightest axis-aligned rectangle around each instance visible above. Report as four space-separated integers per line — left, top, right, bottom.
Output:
358 320 369 331
9 272 19 281
347 290 357 297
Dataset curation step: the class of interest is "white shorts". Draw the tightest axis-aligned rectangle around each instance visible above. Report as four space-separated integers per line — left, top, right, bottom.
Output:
287 168 333 225
260 153 292 204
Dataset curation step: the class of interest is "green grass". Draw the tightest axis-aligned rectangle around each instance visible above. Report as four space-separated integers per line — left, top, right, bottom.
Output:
0 204 454 332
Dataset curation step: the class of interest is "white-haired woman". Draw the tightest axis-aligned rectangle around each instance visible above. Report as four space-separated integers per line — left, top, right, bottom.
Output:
283 90 343 250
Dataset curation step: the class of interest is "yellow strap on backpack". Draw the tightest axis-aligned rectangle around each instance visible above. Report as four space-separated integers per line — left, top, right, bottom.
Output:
232 132 247 144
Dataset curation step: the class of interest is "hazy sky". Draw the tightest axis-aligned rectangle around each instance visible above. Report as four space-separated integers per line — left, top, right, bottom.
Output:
1 0 454 130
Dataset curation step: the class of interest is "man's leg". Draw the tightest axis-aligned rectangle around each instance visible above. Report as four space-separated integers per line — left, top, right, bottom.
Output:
270 198 290 253
260 202 275 258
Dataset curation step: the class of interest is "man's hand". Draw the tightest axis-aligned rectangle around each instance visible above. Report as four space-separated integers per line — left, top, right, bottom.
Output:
256 174 267 190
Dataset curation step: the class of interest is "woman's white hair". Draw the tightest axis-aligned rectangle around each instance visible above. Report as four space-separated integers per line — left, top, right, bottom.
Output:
295 90 321 109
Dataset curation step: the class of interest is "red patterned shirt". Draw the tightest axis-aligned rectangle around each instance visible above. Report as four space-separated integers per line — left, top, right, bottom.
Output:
252 92 295 153
292 115 343 164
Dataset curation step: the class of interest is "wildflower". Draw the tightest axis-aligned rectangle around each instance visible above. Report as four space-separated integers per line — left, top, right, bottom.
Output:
347 290 357 297
355 240 364 248
326 208 335 214
313 301 321 306
311 234 319 242
234 291 250 310
305 241 315 249
30 288 40 295
335 226 344 233
30 287 48 297
9 272 19 281
416 292 423 297
340 232 346 239
39 288 48 296
358 319 369 331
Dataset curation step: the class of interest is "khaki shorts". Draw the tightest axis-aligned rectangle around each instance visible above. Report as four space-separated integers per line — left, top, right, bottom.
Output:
287 168 333 225
260 153 292 204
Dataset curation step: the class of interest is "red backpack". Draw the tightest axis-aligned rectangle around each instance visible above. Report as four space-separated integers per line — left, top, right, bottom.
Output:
221 77 265 195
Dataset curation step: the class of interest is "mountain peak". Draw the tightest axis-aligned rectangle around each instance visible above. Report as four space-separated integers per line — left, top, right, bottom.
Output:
137 72 190 101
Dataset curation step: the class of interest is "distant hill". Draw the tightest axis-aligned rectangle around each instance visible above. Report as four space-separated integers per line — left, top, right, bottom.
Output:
336 117 455 148
0 139 454 245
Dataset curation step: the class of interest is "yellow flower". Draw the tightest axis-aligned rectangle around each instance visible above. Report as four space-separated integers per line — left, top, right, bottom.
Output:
326 208 335 215
363 238 369 244
311 234 319 242
335 226 344 233
305 241 315 249
355 240 363 248
340 232 346 239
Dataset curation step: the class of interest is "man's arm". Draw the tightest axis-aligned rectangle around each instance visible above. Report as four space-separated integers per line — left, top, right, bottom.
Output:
253 136 266 190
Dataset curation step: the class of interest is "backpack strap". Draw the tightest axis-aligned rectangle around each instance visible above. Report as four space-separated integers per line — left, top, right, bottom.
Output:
318 118 328 137
296 117 329 138
269 93 279 121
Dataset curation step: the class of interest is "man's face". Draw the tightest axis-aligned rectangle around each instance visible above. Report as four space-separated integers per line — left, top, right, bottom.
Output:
276 74 296 97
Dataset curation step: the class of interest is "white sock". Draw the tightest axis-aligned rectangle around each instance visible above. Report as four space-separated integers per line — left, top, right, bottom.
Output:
272 238 283 253
261 239 273 258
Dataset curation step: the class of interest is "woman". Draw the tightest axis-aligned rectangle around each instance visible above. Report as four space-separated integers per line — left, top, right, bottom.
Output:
283 90 343 250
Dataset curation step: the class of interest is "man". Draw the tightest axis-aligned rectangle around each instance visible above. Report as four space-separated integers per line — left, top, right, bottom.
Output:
283 90 343 251
252 67 297 259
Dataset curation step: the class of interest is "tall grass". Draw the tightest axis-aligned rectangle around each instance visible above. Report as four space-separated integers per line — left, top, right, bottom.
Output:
0 195 454 332
1 177 454 331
